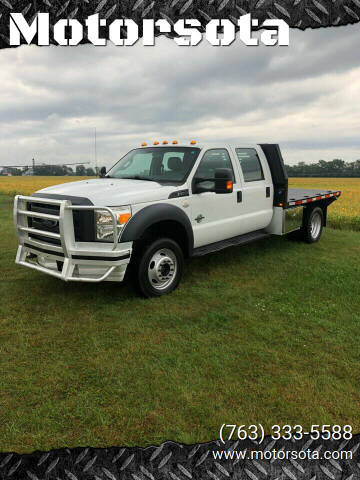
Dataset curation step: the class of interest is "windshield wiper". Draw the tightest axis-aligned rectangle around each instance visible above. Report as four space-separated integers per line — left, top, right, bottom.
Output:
119 175 155 182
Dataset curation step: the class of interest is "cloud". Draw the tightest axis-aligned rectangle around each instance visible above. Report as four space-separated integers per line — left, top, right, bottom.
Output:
0 24 359 169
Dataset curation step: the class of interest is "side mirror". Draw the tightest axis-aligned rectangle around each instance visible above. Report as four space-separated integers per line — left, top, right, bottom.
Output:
193 178 215 194
193 168 233 194
100 166 106 178
214 168 233 194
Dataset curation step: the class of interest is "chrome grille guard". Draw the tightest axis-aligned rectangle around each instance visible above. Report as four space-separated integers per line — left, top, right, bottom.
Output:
14 195 131 282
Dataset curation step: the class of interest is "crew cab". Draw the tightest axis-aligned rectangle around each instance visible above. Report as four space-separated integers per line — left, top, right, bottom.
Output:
13 142 341 297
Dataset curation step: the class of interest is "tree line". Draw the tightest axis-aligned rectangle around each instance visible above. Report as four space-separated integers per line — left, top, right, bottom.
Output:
1 165 97 176
285 159 360 177
2 158 360 177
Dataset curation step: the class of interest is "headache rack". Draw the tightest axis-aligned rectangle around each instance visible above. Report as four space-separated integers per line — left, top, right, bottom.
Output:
14 195 131 282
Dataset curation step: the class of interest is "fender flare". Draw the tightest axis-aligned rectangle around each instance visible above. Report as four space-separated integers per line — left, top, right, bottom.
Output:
121 203 194 254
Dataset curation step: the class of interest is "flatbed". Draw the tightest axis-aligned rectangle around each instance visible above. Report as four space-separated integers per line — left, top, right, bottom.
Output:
287 188 341 207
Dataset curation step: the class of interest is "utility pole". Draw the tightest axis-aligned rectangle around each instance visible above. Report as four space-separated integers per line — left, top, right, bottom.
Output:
32 158 35 175
94 128 98 176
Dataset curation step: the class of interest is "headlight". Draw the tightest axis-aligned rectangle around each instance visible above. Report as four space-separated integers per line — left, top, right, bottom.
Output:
95 206 132 242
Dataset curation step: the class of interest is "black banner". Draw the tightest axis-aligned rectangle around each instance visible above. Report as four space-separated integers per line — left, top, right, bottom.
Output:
1 0 360 48
0 435 359 480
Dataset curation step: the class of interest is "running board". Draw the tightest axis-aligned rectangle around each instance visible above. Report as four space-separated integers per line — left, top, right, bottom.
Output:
192 230 271 257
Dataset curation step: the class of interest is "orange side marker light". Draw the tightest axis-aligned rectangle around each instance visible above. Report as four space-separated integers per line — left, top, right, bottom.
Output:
119 213 131 224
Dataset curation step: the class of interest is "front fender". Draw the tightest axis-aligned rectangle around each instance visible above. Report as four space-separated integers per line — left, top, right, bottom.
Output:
121 203 194 254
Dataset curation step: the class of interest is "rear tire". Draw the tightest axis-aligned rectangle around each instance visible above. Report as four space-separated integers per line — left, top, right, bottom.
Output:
301 206 323 243
133 238 184 297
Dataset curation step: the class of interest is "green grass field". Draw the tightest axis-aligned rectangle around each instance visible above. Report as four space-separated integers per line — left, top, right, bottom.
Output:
0 193 360 453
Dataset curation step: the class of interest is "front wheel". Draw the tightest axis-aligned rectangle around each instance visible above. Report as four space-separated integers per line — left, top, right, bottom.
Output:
301 206 324 243
134 238 184 297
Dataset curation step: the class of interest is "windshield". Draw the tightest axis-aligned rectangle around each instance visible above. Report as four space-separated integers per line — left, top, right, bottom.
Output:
107 147 201 183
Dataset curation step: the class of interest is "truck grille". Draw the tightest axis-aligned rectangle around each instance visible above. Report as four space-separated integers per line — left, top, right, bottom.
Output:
28 202 61 245
27 201 95 244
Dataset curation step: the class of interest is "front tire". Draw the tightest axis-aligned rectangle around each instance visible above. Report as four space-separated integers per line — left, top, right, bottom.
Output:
134 238 184 297
301 206 324 243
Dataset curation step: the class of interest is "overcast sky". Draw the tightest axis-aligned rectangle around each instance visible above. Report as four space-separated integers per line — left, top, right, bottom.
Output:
0 24 359 169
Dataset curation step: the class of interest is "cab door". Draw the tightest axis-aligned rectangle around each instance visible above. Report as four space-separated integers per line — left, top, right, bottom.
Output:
230 146 273 233
189 148 243 248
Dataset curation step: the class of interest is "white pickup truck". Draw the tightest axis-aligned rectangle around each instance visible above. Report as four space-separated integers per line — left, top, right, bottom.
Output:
14 142 341 297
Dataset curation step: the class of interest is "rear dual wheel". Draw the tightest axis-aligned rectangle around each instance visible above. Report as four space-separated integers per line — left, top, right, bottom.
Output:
301 206 324 243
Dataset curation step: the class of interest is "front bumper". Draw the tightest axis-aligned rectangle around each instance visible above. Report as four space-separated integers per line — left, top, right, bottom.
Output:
14 195 132 283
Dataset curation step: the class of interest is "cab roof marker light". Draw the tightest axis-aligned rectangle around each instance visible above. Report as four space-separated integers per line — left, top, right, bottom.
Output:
154 141 159 145
141 142 147 146
163 141 168 144
190 140 196 145
172 140 178 144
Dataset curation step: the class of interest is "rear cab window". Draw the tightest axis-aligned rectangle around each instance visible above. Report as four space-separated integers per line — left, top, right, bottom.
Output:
235 148 264 182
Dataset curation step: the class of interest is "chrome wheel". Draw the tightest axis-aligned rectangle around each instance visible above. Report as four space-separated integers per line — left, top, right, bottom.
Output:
147 248 177 291
311 212 322 239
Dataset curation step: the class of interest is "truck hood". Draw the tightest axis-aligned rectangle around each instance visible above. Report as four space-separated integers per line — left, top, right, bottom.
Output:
36 178 176 206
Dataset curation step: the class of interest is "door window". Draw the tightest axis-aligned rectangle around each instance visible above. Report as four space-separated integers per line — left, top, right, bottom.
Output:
195 149 234 181
236 148 264 182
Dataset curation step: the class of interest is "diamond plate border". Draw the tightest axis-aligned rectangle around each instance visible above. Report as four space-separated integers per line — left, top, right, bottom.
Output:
1 1 358 474
0 0 360 48
0 435 359 480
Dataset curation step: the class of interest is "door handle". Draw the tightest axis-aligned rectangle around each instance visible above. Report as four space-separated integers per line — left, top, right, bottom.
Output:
266 187 270 198
237 191 242 203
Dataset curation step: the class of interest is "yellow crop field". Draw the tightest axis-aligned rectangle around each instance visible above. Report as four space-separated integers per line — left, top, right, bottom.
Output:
0 176 359 231
0 176 91 196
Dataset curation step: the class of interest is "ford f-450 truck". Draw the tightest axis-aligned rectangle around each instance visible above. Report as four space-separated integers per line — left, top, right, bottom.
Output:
14 142 341 297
